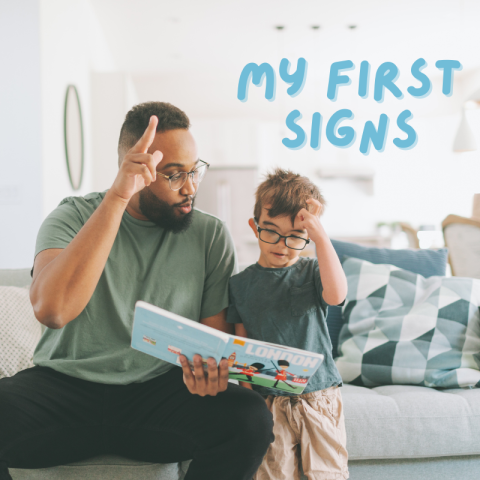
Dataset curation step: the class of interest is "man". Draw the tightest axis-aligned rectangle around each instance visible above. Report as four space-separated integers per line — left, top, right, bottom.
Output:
0 102 273 480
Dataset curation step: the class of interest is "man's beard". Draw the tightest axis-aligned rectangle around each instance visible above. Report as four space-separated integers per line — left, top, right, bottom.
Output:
138 188 195 233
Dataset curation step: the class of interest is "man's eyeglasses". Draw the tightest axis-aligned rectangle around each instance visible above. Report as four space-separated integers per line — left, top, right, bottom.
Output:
157 159 210 191
254 218 310 251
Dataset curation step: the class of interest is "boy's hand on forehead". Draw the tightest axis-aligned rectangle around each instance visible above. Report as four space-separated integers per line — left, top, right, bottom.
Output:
306 198 323 216
296 198 326 243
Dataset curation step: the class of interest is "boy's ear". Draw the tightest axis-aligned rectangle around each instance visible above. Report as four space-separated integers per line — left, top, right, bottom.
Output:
248 218 258 238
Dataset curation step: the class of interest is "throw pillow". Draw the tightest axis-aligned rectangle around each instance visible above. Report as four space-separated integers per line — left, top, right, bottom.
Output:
0 287 42 378
326 240 449 358
335 256 480 388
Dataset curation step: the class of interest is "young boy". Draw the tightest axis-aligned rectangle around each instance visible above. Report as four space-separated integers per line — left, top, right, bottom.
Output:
227 169 349 480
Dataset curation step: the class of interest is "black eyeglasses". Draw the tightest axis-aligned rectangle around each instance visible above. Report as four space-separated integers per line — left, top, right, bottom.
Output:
254 218 310 250
157 159 210 191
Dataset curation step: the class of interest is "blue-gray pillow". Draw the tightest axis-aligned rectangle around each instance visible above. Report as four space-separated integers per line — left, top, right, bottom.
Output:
335 256 480 388
326 240 448 358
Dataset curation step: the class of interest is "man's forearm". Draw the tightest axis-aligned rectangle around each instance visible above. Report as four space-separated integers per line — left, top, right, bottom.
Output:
30 190 129 328
31 115 163 329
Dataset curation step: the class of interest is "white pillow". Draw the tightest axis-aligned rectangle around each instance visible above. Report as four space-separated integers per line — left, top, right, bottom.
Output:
0 286 42 378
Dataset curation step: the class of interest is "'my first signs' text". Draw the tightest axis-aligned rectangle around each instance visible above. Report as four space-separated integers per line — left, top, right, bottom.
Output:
237 59 462 155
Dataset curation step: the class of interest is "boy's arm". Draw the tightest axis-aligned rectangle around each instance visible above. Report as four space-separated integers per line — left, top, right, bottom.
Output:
234 323 253 390
314 233 347 306
296 199 347 306
201 309 233 334
235 322 249 338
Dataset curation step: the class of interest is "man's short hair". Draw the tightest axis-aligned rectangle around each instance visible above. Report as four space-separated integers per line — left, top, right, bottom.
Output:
254 168 326 226
118 101 190 165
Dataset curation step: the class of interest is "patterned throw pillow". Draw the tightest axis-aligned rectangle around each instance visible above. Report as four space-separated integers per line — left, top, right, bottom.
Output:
326 240 448 358
335 256 480 388
0 287 42 378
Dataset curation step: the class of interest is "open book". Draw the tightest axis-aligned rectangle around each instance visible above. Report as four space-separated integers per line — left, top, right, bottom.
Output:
131 301 324 394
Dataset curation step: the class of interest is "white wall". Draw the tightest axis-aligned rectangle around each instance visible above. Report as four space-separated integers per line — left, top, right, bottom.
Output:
0 0 116 268
91 72 139 192
0 0 43 269
39 0 116 217
3 0 478 267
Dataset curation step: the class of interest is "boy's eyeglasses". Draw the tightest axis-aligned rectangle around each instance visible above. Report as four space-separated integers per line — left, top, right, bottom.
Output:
254 218 310 251
157 159 210 191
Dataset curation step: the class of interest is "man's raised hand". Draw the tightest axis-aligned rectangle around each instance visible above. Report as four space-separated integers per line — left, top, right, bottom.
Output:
110 115 163 202
179 354 229 397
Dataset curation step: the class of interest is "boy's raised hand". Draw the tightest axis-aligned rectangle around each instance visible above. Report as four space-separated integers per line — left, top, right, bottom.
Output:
110 115 163 202
296 198 326 243
306 198 323 216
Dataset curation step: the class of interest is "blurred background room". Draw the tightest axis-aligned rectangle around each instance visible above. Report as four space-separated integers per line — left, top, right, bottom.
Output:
1 0 480 270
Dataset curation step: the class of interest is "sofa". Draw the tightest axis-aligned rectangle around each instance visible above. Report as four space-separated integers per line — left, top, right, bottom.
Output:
2 242 480 479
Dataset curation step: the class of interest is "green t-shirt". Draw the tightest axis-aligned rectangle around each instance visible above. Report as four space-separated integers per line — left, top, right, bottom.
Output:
33 191 236 385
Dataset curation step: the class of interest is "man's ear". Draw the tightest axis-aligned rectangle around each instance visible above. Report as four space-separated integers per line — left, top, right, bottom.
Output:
248 218 259 238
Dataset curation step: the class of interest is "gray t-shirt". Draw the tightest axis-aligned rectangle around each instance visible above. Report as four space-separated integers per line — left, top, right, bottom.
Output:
33 191 236 385
227 257 343 395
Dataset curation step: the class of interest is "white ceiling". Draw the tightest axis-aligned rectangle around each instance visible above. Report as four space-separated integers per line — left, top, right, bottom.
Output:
91 0 480 118
92 0 480 74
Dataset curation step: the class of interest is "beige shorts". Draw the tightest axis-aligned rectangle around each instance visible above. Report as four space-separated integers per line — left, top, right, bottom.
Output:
254 386 349 480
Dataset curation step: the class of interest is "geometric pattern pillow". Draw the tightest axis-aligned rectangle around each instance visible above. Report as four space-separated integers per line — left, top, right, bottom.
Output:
335 256 480 389
0 286 42 378
326 240 448 359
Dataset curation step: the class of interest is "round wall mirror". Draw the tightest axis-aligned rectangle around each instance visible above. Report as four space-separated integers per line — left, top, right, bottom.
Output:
64 85 84 190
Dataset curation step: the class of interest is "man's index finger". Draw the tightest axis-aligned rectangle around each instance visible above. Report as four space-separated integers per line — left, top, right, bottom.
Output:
132 115 158 153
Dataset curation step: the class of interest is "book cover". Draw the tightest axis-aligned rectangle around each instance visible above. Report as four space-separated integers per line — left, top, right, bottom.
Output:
224 336 324 394
131 301 230 370
131 301 324 394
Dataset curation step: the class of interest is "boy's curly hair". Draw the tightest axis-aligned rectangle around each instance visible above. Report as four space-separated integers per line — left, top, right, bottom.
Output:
254 169 326 226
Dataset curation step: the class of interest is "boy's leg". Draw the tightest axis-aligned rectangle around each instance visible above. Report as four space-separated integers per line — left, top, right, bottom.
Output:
104 367 274 480
298 387 349 480
254 396 301 480
0 366 106 479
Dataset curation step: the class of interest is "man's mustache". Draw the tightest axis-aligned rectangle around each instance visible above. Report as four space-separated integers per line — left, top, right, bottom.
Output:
174 196 194 207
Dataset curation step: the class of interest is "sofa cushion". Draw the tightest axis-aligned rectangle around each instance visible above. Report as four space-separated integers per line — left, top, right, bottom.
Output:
10 455 185 480
342 384 480 460
0 268 32 288
0 287 42 379
326 241 448 358
336 257 480 388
